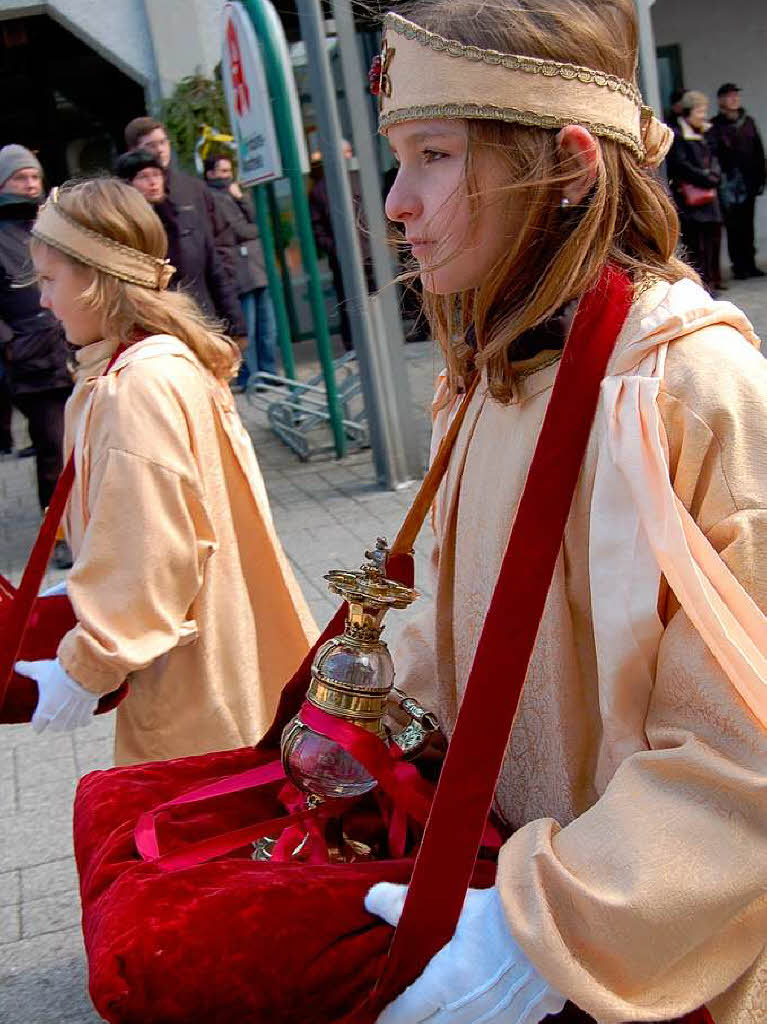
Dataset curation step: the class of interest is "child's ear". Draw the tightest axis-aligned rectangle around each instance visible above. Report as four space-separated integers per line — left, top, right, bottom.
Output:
556 125 600 205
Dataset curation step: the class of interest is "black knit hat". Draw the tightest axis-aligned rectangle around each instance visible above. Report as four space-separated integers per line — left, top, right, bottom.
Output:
114 149 163 182
717 82 741 97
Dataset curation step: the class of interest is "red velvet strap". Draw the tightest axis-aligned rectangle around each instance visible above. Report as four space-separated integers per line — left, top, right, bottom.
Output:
300 703 435 827
135 758 351 870
359 266 634 1017
134 699 503 871
0 344 126 711
135 759 287 860
300 704 503 849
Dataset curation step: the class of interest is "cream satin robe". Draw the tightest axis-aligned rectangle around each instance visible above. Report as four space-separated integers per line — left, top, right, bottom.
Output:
393 279 766 1022
60 336 317 766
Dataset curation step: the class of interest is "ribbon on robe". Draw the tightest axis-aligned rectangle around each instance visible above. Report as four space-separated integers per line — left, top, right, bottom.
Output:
590 289 767 753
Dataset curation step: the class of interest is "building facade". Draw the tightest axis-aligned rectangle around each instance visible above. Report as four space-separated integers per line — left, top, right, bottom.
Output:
0 0 228 179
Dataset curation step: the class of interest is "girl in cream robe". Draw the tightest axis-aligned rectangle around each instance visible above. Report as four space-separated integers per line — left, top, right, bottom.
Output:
363 2 766 1021
391 279 766 1022
20 178 317 766
60 335 317 766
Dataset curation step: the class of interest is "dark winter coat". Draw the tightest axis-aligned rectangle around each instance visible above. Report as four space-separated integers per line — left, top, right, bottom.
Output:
206 182 267 294
308 169 374 290
667 123 723 225
165 166 235 277
156 169 245 335
0 193 71 395
708 109 766 201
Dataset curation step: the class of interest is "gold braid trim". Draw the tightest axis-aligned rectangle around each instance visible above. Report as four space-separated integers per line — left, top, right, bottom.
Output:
379 103 645 159
32 189 175 290
384 13 643 107
31 229 169 291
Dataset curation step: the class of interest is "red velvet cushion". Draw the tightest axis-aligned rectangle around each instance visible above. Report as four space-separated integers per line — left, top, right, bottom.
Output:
74 745 495 1023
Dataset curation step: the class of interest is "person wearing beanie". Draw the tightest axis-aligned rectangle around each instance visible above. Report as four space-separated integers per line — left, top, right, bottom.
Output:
0 144 43 198
116 148 245 340
114 150 165 205
0 144 73 568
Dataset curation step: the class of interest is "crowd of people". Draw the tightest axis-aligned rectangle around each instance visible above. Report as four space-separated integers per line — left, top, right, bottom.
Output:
666 82 765 294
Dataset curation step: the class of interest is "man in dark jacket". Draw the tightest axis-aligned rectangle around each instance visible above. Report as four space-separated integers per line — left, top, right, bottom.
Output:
204 155 278 387
708 83 766 279
0 144 73 567
122 118 245 336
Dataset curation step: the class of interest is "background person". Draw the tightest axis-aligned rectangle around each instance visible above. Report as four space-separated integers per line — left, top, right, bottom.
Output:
115 150 246 341
667 91 723 293
0 144 73 568
17 178 316 765
708 82 766 279
123 118 246 337
204 154 278 388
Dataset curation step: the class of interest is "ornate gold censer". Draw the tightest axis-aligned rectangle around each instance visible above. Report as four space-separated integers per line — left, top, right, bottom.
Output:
281 539 418 800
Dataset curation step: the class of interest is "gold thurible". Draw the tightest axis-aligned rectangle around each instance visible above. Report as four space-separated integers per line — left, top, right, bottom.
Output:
280 539 417 798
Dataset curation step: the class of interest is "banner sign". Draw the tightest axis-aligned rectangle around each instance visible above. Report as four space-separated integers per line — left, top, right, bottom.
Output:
222 1 282 185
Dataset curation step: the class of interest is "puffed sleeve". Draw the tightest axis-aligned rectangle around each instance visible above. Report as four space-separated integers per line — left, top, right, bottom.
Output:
57 363 217 693
495 333 767 1021
495 507 766 1020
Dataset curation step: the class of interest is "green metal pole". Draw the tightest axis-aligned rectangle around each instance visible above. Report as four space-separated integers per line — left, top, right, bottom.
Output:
252 185 296 379
266 181 302 344
243 0 345 456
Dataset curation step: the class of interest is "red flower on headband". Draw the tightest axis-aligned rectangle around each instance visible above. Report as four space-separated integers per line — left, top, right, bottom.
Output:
369 54 383 95
369 41 394 109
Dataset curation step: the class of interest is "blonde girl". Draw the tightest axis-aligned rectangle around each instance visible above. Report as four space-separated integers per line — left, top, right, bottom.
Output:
362 2 767 1023
16 178 316 766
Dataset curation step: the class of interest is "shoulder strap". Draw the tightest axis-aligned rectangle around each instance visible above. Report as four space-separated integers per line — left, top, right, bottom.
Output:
363 265 635 1015
391 376 479 556
0 344 126 703
258 374 480 749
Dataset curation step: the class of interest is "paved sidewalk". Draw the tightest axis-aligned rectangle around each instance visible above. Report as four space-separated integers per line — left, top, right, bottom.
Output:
0 277 765 1024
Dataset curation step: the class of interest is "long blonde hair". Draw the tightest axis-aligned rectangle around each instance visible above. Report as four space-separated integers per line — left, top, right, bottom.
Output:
32 177 239 381
397 0 696 404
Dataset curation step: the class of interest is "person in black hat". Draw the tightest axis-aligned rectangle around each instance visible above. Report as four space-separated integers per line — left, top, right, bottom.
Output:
708 84 766 279
115 150 246 338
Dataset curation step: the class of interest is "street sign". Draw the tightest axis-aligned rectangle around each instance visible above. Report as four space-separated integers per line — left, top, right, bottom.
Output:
221 1 282 185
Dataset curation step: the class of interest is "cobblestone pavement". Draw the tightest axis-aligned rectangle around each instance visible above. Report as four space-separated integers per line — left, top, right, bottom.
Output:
0 277 765 1023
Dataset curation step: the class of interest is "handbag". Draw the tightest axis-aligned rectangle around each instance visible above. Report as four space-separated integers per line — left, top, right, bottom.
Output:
0 346 130 723
679 182 716 207
71 268 713 1024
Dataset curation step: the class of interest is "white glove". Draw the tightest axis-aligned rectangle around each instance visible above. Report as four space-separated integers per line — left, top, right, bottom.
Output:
15 658 98 733
365 884 567 1024
41 580 68 597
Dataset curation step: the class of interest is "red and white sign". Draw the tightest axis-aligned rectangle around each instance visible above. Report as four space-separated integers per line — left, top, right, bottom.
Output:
222 2 282 185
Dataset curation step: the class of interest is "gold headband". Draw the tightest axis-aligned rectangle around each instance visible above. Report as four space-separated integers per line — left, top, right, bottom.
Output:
377 13 673 168
32 188 175 291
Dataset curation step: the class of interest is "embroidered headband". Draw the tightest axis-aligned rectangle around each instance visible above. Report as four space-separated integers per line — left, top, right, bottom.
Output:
375 13 673 168
32 188 176 291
